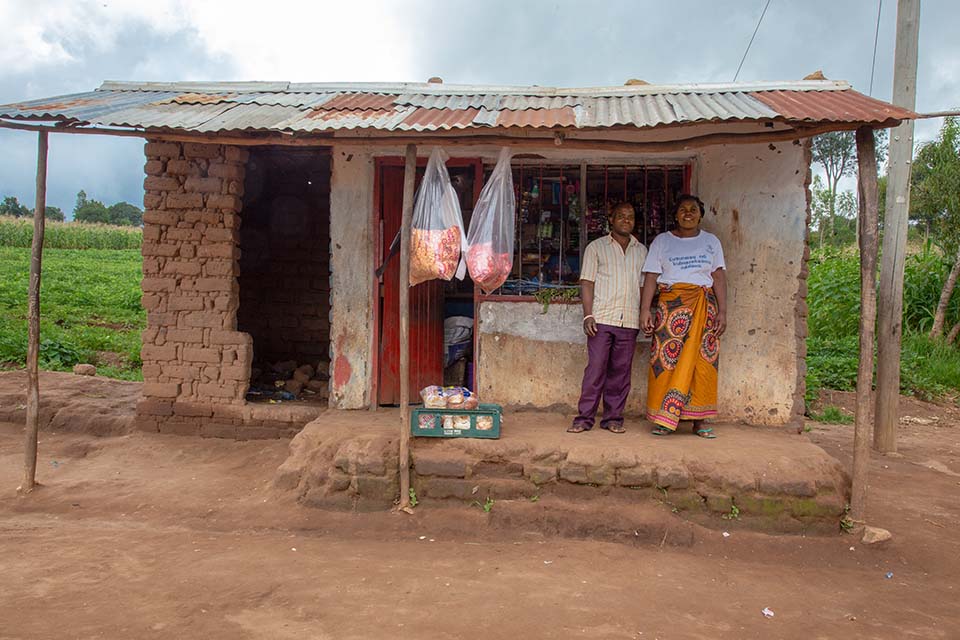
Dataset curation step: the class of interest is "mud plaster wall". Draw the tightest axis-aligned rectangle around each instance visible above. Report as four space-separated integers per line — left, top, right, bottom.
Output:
328 148 375 409
478 302 650 414
478 141 808 426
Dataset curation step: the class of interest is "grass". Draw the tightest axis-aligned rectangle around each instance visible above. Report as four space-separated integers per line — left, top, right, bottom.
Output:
0 216 142 250
0 247 144 380
805 247 960 408
809 405 854 424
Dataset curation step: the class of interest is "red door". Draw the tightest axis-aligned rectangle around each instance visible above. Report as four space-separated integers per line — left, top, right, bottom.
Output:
377 165 444 405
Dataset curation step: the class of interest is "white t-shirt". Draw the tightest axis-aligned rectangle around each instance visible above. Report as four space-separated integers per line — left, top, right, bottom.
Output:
642 230 726 287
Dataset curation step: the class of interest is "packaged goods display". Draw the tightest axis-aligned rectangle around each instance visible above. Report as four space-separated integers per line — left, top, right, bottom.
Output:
409 147 467 286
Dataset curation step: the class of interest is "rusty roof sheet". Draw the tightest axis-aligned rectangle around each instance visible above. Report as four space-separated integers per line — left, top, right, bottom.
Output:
0 80 915 137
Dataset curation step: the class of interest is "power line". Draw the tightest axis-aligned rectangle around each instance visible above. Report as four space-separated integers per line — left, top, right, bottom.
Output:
733 0 773 82
869 0 883 95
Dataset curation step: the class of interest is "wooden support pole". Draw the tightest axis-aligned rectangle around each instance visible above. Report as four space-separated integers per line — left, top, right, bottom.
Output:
875 0 920 453
20 130 48 495
397 143 417 509
850 126 880 528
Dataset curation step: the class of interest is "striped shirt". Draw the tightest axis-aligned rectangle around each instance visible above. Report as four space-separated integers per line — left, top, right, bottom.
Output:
580 234 648 330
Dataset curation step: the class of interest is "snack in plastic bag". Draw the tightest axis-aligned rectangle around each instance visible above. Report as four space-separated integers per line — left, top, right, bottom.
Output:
420 385 446 409
461 396 479 410
453 415 471 430
466 148 516 293
418 414 436 429
442 415 455 430
410 148 467 286
476 415 494 431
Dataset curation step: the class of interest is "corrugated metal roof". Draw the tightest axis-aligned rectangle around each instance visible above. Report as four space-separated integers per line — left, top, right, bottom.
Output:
0 79 916 137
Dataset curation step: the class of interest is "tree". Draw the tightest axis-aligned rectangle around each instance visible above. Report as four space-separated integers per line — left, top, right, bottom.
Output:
910 117 960 340
74 198 111 224
812 130 888 243
44 206 65 221
107 202 143 226
0 196 31 218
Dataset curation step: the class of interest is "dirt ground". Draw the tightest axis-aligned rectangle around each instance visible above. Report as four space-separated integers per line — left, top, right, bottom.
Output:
0 379 958 639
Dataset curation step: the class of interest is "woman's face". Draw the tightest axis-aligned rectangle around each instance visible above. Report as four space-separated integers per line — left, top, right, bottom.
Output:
675 199 702 231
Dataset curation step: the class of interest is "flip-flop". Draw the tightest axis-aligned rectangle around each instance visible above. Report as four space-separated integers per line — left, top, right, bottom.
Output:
651 426 673 436
694 426 717 439
566 423 591 433
602 423 626 434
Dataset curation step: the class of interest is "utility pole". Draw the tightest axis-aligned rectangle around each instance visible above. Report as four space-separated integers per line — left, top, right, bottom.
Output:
875 0 920 453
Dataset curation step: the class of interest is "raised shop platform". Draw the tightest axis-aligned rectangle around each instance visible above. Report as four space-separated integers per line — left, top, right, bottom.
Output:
274 409 851 536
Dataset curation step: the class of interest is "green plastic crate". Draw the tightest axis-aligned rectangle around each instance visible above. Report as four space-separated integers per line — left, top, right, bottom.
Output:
411 403 502 439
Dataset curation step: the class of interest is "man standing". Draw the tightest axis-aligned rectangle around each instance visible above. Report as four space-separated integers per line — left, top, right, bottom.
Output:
568 202 647 434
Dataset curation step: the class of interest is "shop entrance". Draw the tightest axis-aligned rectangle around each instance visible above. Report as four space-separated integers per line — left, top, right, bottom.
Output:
376 158 482 406
237 146 332 405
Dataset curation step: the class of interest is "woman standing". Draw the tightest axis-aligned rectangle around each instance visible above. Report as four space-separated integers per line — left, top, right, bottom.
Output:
639 195 727 438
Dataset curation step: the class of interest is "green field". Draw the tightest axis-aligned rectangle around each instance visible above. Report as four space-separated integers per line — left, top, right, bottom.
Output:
0 247 144 380
0 216 142 249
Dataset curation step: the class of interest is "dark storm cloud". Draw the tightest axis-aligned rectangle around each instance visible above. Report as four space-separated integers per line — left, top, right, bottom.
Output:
0 20 238 217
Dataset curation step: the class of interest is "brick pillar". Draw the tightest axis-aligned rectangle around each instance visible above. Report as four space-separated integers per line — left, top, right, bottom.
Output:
136 140 252 434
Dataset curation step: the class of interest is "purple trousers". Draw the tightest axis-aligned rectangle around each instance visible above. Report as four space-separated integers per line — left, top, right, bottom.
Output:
573 324 640 430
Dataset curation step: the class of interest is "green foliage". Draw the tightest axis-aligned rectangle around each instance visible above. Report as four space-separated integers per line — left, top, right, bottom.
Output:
0 196 31 218
0 247 143 380
806 248 960 405
408 488 419 508
0 217 142 249
809 405 854 424
44 206 65 221
533 286 579 313
911 117 960 254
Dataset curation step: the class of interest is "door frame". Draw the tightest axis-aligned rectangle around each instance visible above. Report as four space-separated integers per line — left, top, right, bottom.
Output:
370 155 483 407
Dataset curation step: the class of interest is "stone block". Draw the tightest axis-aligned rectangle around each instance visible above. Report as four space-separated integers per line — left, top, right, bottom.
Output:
144 159 164 176
136 398 173 416
173 402 213 417
208 162 245 180
758 477 817 498
183 347 221 364
356 475 399 501
161 364 201 380
167 296 205 312
143 382 180 398
142 242 179 257
166 159 202 176
144 141 181 158
166 193 204 209
184 176 223 194
224 147 250 163
162 260 202 276
203 259 236 277
198 381 238 399
143 211 180 226
72 363 96 376
166 328 204 343
196 277 235 293
523 464 557 485
183 312 227 328
143 193 164 209
559 462 589 484
414 454 468 478
159 421 200 436
206 194 243 211
220 365 249 381
617 466 654 487
203 227 238 243
144 176 181 192
656 465 691 489
141 277 176 292
209 329 250 346
179 243 196 259
183 142 222 159
141 344 177 362
199 422 239 439
197 243 240 259
141 294 163 311
166 227 202 242
235 426 281 440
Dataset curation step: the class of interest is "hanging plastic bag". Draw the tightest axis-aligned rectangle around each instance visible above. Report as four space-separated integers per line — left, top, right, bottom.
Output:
466 147 515 293
410 148 467 286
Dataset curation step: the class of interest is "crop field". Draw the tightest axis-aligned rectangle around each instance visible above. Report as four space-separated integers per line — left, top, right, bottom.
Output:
0 246 144 380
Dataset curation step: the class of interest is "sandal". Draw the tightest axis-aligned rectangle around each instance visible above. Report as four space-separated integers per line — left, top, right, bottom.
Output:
566 423 591 433
651 426 673 436
602 423 626 434
693 423 717 439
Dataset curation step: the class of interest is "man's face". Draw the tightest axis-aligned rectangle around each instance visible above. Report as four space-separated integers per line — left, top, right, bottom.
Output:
609 206 635 235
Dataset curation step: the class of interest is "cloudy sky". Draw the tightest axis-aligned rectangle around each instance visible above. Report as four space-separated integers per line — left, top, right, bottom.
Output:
1 0 957 217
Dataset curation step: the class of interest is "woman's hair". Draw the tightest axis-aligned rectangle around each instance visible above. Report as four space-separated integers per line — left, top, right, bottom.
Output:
674 194 705 218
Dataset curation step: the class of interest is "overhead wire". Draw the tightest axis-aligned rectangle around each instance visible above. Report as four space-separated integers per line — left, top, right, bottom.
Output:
868 0 883 96
733 0 773 82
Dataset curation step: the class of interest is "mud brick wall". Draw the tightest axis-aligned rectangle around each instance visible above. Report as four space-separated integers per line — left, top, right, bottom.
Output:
237 151 331 368
136 140 255 434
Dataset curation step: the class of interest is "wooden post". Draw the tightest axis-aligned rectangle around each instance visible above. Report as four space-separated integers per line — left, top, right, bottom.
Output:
875 0 920 453
20 131 48 494
398 144 417 509
850 126 880 528
579 162 587 265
